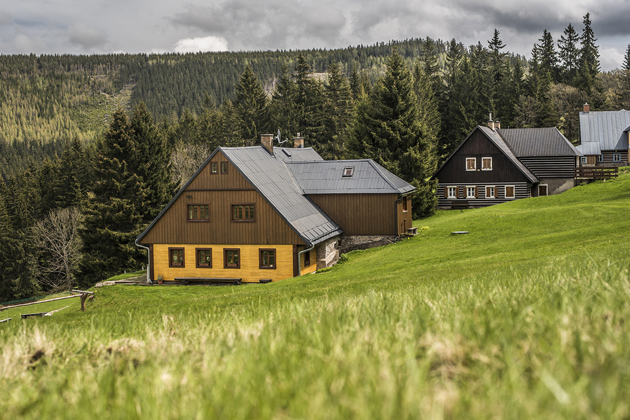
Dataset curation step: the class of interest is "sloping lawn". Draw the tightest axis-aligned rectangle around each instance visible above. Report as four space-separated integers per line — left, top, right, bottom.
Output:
1 174 629 419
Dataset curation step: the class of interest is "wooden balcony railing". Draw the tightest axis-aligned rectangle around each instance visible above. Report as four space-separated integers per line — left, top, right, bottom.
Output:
575 165 618 179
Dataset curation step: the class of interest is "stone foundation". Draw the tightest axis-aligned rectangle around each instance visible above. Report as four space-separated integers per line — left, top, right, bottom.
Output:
316 237 341 270
337 235 397 254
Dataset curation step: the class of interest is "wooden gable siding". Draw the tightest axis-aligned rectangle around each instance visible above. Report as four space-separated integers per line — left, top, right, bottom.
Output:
518 156 576 178
140 152 305 246
307 194 398 236
186 153 251 190
436 129 530 184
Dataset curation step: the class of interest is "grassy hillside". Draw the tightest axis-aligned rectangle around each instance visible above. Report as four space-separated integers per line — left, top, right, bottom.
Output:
1 174 630 419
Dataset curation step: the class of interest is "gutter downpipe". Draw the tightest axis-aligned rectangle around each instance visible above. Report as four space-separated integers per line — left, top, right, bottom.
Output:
297 242 315 276
135 239 152 284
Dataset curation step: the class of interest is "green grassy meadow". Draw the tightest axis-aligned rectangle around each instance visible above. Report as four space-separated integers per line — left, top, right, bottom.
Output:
1 174 630 419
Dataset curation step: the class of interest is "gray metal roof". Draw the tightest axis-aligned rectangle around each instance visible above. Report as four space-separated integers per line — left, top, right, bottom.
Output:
498 127 582 157
479 126 539 183
274 147 323 162
221 146 342 246
286 160 416 194
576 142 601 155
579 110 630 150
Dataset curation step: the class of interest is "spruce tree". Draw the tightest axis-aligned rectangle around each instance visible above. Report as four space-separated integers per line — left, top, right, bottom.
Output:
558 23 580 85
321 61 354 159
537 30 560 83
234 65 270 146
577 13 600 93
78 109 147 285
623 45 630 71
488 29 507 85
350 49 437 218
270 64 298 139
130 102 175 222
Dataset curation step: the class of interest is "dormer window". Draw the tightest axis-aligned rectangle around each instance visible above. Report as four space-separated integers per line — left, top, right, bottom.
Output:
343 167 354 177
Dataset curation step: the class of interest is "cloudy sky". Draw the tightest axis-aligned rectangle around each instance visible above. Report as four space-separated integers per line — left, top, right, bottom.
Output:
1 0 628 70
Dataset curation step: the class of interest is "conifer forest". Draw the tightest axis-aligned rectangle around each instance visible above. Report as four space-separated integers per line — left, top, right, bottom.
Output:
2 15 630 301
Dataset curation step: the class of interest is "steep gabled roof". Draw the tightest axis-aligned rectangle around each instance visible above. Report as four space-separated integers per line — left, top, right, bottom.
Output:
498 127 582 157
273 146 324 162
137 146 342 247
434 126 538 183
221 146 342 246
579 110 630 150
286 160 415 194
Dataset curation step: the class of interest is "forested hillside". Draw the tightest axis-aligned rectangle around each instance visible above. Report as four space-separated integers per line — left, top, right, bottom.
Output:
2 15 630 302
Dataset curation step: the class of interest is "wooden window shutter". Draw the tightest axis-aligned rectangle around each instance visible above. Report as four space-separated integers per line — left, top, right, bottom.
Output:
475 187 479 198
444 186 448 198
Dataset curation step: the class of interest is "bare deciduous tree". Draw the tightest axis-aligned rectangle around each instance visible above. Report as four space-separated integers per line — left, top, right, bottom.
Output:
171 143 214 188
32 207 82 292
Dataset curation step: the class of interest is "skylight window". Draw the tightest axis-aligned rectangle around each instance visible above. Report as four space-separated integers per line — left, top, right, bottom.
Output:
343 167 354 177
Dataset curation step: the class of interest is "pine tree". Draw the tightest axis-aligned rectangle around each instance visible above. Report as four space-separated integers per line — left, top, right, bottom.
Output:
621 45 630 109
130 102 175 222
320 62 354 159
623 45 630 71
350 49 437 218
270 64 298 139
577 13 600 93
558 23 580 85
78 108 147 285
488 29 507 85
234 65 270 146
537 30 560 83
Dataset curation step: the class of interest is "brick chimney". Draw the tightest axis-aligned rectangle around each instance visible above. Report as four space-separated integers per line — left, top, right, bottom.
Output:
583 102 590 112
261 134 274 155
293 133 304 148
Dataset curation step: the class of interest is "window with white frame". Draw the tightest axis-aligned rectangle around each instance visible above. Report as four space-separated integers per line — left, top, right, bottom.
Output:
597 154 603 162
466 186 476 198
466 157 476 171
505 185 515 199
482 157 493 170
613 153 621 162
580 156 587 164
485 186 495 198
447 186 457 198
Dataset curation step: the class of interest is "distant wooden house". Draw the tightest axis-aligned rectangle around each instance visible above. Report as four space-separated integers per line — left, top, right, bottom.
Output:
434 122 581 209
577 104 630 166
136 135 415 284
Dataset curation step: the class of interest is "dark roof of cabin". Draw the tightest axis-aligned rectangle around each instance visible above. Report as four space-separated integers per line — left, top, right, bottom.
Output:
220 146 342 246
286 160 416 194
579 110 630 150
498 127 582 157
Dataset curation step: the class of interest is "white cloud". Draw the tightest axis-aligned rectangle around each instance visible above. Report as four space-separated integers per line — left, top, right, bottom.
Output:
172 36 228 53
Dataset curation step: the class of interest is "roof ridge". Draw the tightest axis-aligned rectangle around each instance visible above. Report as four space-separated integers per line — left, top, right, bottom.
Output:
368 160 405 192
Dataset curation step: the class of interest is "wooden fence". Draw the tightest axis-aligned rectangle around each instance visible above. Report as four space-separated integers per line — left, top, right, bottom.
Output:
575 165 618 180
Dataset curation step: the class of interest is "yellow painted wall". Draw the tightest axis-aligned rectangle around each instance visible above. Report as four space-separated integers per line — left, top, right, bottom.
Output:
154 244 294 283
300 248 317 276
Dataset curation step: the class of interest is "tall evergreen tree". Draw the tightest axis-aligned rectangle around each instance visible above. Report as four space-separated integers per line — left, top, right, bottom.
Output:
270 64 298 139
78 109 147 285
558 23 580 85
234 65 270 146
577 13 600 93
488 29 507 85
623 44 630 71
130 102 175 222
350 49 438 218
537 30 560 83
54 139 90 209
320 62 354 159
